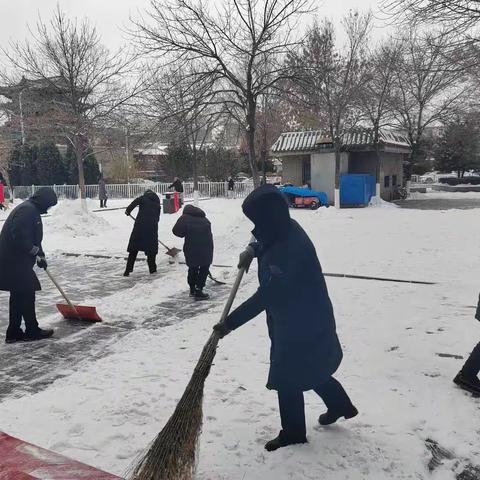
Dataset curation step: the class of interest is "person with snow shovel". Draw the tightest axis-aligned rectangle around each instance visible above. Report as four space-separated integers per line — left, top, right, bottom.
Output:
213 184 358 451
124 190 161 277
0 187 57 343
172 204 213 300
453 295 480 396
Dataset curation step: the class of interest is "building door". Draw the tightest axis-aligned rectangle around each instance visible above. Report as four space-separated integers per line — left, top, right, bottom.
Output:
302 158 311 187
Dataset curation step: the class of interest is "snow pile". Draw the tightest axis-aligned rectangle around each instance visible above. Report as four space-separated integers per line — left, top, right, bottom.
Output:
369 195 399 208
45 201 111 238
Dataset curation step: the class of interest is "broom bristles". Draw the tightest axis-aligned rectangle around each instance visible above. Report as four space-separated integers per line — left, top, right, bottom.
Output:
130 332 219 480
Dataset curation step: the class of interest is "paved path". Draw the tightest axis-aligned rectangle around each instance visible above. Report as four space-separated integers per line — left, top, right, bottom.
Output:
396 197 480 210
0 254 229 402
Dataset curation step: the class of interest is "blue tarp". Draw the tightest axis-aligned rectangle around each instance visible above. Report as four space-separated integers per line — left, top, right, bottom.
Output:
279 186 329 206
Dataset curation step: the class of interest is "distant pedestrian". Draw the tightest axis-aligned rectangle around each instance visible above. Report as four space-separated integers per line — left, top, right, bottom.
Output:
124 190 161 277
0 187 57 343
453 294 480 395
228 176 235 198
0 181 5 210
172 204 213 300
99 177 108 208
213 184 357 451
168 177 184 206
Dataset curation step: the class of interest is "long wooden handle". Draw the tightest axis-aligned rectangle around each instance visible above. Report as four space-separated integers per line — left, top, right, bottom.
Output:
128 213 174 253
43 265 80 317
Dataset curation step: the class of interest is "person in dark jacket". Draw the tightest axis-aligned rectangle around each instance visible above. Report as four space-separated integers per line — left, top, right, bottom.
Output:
99 177 107 208
168 177 184 206
453 295 480 395
213 184 357 451
227 177 235 198
172 204 213 300
124 190 161 276
0 187 57 343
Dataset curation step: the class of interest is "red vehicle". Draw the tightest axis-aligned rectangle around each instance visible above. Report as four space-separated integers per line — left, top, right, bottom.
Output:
293 196 322 210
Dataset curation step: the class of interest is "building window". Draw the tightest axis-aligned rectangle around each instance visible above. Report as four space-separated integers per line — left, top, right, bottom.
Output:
384 175 390 188
392 175 397 186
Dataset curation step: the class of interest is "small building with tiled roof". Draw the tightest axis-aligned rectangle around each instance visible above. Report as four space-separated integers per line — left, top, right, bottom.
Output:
271 128 411 204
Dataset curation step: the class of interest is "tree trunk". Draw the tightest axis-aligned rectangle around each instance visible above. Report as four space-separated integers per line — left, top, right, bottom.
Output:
192 145 199 206
375 143 382 201
74 137 87 210
334 142 341 209
246 99 260 187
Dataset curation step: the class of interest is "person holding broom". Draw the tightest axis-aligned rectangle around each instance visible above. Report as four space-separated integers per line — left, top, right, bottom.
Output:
124 190 161 277
172 204 213 300
0 187 57 343
213 184 357 451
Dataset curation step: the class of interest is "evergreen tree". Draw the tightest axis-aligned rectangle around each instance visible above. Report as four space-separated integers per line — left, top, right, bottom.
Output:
434 118 480 177
36 142 67 185
162 142 193 180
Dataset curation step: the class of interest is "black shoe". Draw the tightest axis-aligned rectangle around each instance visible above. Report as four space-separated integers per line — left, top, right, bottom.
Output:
319 405 358 426
5 331 25 344
123 270 130 277
194 289 209 301
189 287 196 297
453 372 480 395
149 268 157 274
265 431 307 452
24 328 54 342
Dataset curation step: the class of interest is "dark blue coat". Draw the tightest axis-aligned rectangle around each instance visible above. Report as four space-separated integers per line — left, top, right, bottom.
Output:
0 188 57 293
225 185 343 391
172 205 213 267
126 190 161 255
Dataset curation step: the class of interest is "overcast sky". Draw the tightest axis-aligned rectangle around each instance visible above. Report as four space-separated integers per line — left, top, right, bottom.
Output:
0 0 389 53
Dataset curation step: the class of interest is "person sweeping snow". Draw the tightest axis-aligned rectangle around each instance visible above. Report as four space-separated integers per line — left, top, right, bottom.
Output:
0 187 57 343
453 294 480 396
124 190 161 277
213 184 358 451
172 204 213 300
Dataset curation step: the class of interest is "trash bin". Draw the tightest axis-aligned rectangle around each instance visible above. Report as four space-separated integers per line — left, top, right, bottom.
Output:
163 192 175 214
340 174 375 207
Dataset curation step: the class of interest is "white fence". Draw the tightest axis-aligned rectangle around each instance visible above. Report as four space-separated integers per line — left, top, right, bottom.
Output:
6 181 254 201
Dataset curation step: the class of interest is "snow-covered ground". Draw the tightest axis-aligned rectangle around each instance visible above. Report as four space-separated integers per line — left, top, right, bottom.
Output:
1 193 480 479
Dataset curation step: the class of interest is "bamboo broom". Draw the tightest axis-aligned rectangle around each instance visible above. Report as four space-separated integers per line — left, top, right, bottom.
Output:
129 260 248 480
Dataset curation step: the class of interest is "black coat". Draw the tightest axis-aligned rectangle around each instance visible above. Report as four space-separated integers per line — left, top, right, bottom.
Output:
172 205 213 267
225 184 343 392
98 179 107 200
126 191 161 254
0 188 57 293
228 179 235 190
169 179 184 193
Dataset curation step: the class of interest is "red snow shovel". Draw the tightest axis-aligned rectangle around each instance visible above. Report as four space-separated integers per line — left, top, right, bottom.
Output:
128 213 181 257
42 264 102 322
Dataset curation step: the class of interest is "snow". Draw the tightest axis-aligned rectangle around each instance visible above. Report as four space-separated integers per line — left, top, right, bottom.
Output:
1 195 480 479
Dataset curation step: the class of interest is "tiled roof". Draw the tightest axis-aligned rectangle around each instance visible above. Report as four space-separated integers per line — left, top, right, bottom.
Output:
271 128 410 153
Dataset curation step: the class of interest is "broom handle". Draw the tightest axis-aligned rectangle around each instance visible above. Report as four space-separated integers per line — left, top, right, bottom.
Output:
128 213 173 252
42 264 80 316
218 235 256 323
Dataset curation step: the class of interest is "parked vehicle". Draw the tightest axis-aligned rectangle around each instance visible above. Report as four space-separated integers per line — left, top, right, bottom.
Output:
278 185 329 210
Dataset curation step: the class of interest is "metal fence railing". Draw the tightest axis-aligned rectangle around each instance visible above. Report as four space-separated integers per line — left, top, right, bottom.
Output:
5 181 255 201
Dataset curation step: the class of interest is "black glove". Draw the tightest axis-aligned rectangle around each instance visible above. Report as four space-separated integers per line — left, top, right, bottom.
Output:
238 245 255 273
36 256 47 269
213 321 231 339
125 210 130 216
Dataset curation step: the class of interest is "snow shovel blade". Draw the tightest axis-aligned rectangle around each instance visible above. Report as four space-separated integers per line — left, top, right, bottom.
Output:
56 304 102 322
165 247 181 257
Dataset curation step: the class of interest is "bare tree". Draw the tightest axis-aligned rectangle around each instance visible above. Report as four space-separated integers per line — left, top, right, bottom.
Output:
359 40 402 197
2 7 140 207
133 0 312 187
389 30 469 171
289 12 372 206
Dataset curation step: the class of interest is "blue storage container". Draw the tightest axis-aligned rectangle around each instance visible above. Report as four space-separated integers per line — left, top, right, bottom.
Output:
340 174 376 207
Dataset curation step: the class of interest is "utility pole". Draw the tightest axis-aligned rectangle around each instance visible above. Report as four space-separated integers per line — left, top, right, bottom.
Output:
19 89 26 145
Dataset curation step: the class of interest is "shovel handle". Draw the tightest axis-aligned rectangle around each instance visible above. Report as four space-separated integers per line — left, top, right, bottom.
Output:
128 213 177 255
42 263 80 318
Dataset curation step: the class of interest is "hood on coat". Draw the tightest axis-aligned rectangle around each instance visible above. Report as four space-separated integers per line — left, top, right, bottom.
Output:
30 187 58 214
183 204 206 218
144 189 160 204
242 184 291 246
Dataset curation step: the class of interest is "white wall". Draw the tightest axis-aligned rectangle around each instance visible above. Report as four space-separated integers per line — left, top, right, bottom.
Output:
311 152 335 205
281 156 304 185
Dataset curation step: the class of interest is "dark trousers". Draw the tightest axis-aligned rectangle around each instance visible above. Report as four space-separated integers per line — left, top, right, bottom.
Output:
462 342 480 378
278 377 354 440
188 266 209 291
7 291 39 337
100 199 107 208
126 251 157 274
